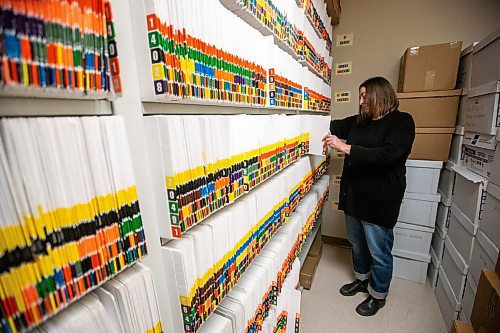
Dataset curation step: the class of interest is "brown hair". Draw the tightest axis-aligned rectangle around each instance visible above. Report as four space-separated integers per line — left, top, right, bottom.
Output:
358 77 399 125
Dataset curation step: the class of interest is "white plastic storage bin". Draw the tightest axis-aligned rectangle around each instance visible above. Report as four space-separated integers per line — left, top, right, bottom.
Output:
448 205 478 264
393 222 434 259
449 126 465 165
405 160 443 194
438 162 456 202
452 165 487 225
428 247 440 290
436 202 451 231
398 192 440 228
465 81 500 135
435 268 461 333
442 237 468 302
470 28 500 88
463 131 497 179
392 249 430 285
469 229 499 288
480 183 500 248
460 278 476 324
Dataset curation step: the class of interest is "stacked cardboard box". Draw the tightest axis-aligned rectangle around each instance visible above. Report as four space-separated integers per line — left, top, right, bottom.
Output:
397 41 463 162
392 160 442 284
432 28 500 331
300 232 324 289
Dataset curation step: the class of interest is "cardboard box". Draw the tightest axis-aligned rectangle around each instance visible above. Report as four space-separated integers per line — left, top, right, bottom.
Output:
406 159 443 194
471 270 500 333
409 128 454 161
457 43 478 91
300 255 319 290
438 162 456 200
465 81 500 135
398 192 440 228
469 230 499 289
450 320 475 333
481 183 500 249
308 233 323 258
449 126 465 165
462 131 497 179
436 268 461 332
398 41 462 92
470 28 500 89
397 90 461 127
442 236 468 302
451 165 488 226
392 251 430 284
461 278 477 323
488 130 500 186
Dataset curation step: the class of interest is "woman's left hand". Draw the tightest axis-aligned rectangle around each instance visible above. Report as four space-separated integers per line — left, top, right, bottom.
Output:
322 134 351 155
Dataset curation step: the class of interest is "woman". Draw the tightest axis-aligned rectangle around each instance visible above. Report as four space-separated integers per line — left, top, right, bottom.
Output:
322 77 415 316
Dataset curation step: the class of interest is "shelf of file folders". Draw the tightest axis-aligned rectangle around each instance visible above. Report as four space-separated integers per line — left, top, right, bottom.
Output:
145 115 329 238
30 263 163 333
0 0 123 99
163 168 330 333
141 0 331 111
0 116 147 333
219 0 332 84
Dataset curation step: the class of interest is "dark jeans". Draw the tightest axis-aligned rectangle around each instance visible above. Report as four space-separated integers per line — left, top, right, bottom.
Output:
345 214 394 299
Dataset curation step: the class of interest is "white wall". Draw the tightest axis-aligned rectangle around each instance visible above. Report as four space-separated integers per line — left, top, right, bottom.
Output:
323 0 500 240
331 0 500 119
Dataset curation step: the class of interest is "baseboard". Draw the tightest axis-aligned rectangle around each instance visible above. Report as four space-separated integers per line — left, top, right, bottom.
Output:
322 235 351 248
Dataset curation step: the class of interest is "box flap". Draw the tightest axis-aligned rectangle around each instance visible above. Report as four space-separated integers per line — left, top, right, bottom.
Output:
406 159 444 169
463 131 497 150
404 191 441 202
395 221 435 233
451 203 478 235
397 89 462 99
392 248 431 262
472 27 500 54
438 266 462 308
468 80 500 98
487 182 500 201
445 236 469 274
477 230 499 264
452 165 489 185
455 126 465 135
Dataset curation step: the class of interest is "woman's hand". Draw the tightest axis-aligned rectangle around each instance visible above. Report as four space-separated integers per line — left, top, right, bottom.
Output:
322 134 351 155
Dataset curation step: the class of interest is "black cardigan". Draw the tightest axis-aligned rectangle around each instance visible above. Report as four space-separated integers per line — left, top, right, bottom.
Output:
330 111 416 229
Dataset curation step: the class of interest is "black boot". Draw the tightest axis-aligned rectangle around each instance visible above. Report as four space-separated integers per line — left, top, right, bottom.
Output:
339 279 368 296
356 295 386 316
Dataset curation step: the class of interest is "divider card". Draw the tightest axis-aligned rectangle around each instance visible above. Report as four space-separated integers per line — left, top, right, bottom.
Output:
0 0 122 98
0 116 146 333
162 156 329 333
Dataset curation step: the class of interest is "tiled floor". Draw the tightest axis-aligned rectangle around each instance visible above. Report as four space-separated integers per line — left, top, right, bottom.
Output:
300 244 448 333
